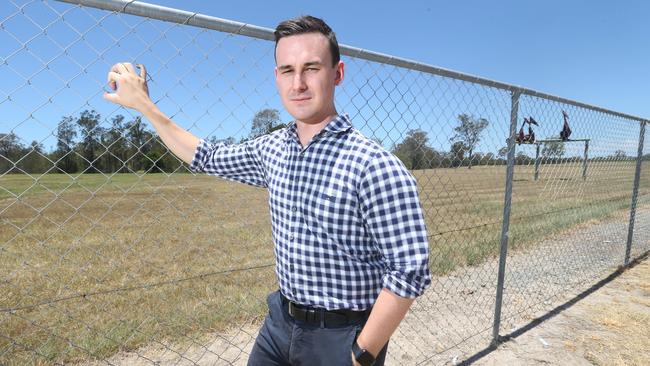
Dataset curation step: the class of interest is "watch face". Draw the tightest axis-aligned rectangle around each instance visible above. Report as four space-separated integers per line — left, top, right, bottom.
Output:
353 342 375 366
356 350 375 365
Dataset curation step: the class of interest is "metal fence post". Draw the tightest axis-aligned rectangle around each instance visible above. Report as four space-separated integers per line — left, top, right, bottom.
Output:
624 121 646 265
582 140 589 180
491 89 521 346
534 142 541 181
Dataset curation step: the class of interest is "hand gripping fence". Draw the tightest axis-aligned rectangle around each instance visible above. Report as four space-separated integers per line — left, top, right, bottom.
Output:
1 1 649 365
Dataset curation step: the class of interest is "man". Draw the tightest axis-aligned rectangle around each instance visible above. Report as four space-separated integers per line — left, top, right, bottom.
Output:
105 15 431 366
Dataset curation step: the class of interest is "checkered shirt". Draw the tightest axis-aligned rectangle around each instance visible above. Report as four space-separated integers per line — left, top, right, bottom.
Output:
190 114 431 311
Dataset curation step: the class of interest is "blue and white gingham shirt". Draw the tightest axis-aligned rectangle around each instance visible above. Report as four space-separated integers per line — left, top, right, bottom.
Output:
190 114 431 311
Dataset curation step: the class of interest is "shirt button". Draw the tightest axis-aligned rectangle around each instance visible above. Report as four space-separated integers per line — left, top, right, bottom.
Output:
291 205 297 212
289 234 295 241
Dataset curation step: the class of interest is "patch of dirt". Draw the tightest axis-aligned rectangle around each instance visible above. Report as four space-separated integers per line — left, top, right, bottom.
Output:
475 257 650 366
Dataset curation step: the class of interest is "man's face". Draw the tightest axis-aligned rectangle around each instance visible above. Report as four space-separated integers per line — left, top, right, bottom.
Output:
275 32 344 124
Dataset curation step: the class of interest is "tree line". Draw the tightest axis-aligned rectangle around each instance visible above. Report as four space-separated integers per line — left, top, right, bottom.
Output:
0 108 289 175
392 114 492 169
388 114 641 170
1 109 644 174
1 110 183 174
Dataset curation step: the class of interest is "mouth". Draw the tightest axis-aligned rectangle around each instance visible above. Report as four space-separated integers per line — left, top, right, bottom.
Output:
290 96 311 102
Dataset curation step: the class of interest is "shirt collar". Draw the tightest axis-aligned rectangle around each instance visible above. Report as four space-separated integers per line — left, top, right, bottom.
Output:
286 114 353 143
322 113 353 134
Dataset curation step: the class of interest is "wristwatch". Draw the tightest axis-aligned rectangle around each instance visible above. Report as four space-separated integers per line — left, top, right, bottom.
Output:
352 341 376 366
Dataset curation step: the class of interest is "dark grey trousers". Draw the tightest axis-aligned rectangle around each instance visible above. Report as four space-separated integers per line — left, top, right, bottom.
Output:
247 291 388 366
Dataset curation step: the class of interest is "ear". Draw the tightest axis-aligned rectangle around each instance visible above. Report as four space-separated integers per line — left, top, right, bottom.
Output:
334 61 345 85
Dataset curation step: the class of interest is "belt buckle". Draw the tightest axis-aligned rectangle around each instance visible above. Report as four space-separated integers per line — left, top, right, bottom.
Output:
288 302 295 317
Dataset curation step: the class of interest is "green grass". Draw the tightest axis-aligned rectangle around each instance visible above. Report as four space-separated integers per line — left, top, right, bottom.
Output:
1 160 648 364
0 172 194 200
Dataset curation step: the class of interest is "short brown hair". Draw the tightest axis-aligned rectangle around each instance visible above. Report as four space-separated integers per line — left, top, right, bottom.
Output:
274 15 340 67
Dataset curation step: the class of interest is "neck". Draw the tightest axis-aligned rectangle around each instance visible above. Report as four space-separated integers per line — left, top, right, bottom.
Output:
295 111 339 148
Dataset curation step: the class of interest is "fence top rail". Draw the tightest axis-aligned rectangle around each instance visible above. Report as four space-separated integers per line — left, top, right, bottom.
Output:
55 0 648 124
534 138 591 144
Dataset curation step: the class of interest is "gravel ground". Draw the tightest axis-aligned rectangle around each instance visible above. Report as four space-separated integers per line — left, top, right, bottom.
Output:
475 254 649 366
81 209 650 365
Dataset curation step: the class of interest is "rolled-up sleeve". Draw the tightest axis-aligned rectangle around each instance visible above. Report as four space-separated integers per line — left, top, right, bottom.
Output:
358 152 432 298
190 138 267 188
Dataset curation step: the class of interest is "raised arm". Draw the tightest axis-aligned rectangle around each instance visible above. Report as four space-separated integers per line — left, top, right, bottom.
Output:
103 62 268 188
103 62 199 164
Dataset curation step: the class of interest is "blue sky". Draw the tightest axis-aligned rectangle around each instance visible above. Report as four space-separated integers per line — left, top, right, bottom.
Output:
148 0 648 117
1 0 648 156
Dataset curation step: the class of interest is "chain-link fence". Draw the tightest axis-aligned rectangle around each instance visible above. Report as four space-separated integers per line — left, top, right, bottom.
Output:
1 1 648 365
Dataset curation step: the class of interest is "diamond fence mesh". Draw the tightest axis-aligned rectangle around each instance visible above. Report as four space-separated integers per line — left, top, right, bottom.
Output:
1 1 648 365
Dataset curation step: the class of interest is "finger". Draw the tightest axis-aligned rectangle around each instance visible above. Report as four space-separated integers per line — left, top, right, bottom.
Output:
123 62 137 74
103 92 119 104
107 71 120 83
114 62 129 74
110 63 126 74
107 71 120 90
137 64 147 80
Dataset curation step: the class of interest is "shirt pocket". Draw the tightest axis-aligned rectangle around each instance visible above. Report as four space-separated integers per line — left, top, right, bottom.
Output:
313 180 356 221
302 180 375 258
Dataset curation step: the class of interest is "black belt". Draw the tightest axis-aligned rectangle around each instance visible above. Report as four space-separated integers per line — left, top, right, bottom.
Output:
280 293 371 327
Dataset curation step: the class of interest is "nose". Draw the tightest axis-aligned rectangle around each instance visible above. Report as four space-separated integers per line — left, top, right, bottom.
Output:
292 72 307 92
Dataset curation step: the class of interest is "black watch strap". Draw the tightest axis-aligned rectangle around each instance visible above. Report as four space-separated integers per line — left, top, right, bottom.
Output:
352 341 376 366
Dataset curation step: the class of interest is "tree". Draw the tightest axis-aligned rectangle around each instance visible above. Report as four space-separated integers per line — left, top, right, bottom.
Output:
208 136 236 145
0 132 24 173
498 146 508 159
483 152 496 165
449 141 466 168
55 116 78 173
76 110 103 173
541 136 565 161
0 132 22 156
250 108 284 138
392 129 440 170
126 116 154 172
450 114 489 169
145 135 185 173
496 146 509 165
516 151 534 165
101 114 128 173
269 123 287 133
19 141 50 174
613 150 627 159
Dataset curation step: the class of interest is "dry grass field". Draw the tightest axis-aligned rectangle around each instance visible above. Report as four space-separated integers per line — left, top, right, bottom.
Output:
0 160 648 364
